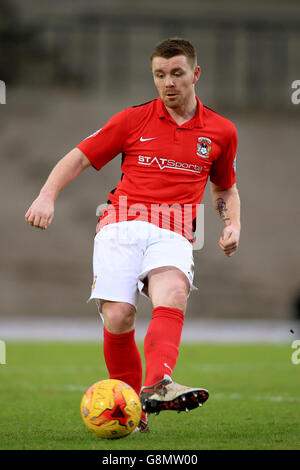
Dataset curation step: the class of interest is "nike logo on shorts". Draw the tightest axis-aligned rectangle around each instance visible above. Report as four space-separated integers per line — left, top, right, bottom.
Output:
140 136 157 142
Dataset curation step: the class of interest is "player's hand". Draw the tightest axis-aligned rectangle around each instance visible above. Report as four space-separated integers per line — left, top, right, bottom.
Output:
218 224 240 257
25 193 54 230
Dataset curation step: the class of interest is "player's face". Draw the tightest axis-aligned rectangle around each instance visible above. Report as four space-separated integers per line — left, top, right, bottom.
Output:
152 55 200 110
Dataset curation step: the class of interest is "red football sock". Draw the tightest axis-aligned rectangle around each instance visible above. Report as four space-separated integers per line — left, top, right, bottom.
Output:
143 306 184 387
103 328 143 396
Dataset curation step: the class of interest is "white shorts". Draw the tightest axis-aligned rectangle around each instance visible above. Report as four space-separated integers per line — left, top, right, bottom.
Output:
88 220 197 312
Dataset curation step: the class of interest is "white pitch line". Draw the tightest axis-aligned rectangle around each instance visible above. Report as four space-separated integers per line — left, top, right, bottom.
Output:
2 382 299 403
213 392 300 403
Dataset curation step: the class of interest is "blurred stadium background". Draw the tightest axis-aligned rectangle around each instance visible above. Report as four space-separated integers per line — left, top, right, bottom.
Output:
1 0 300 340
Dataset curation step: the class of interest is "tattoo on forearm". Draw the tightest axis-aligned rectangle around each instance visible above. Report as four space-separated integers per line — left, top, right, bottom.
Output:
216 197 230 222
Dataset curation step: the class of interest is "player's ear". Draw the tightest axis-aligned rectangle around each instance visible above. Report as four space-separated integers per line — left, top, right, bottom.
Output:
193 65 201 84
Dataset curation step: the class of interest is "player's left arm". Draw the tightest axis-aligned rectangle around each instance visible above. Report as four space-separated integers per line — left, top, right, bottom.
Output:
210 182 241 257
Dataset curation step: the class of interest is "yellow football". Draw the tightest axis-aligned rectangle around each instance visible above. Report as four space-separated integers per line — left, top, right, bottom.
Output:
80 379 142 439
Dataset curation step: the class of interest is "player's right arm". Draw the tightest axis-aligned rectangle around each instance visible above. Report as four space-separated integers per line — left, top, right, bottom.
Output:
25 148 91 230
25 108 129 230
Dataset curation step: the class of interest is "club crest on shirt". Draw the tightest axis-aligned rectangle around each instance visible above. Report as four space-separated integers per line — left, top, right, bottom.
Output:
197 137 211 158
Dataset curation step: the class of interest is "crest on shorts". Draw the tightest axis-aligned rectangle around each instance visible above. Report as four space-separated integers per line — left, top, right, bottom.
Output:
197 137 211 158
91 275 98 291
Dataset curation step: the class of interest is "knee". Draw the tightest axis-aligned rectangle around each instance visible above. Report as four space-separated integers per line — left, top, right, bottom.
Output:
166 286 188 311
102 301 136 334
154 284 188 312
148 267 190 313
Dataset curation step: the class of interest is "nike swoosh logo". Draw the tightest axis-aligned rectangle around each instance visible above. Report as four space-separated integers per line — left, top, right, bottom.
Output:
140 136 157 142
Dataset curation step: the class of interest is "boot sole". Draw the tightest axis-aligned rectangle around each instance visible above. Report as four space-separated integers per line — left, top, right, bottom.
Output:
141 389 209 414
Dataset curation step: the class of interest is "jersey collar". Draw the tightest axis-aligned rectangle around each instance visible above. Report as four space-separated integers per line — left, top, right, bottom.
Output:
157 96 203 128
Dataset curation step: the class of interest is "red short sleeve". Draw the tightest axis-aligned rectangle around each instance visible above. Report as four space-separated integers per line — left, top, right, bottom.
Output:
76 109 129 170
210 125 238 188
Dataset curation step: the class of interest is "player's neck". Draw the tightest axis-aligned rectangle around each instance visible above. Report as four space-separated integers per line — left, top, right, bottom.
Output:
165 96 198 126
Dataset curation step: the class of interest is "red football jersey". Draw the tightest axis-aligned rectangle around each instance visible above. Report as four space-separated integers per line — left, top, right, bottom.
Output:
77 97 237 242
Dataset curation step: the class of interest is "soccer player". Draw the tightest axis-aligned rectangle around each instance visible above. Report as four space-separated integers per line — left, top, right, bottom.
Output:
25 38 241 432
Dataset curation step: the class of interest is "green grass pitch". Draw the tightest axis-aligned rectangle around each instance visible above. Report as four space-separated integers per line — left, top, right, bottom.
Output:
0 342 299 450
